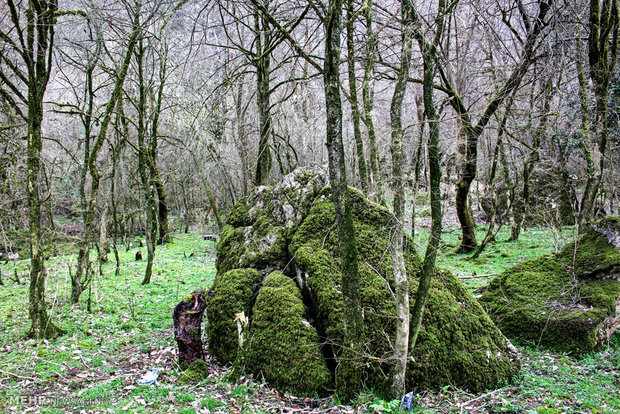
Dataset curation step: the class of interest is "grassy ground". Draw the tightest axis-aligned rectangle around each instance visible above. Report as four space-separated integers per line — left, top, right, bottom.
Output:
0 228 618 413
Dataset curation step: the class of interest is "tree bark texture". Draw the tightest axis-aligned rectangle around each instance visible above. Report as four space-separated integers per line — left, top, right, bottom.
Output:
324 0 363 401
346 0 369 193
387 0 413 398
254 2 273 186
362 0 384 204
16 0 65 339
173 291 207 366
409 0 445 364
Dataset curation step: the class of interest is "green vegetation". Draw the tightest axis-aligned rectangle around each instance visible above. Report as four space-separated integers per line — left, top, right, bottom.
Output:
215 184 519 395
0 229 618 413
241 271 331 396
479 217 620 354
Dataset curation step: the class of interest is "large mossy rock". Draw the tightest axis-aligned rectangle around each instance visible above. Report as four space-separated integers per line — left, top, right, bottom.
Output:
208 168 520 396
479 216 620 354
241 271 331 395
205 268 261 364
217 169 326 275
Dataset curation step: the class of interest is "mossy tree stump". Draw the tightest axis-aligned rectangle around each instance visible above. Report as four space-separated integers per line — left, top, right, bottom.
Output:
173 290 207 367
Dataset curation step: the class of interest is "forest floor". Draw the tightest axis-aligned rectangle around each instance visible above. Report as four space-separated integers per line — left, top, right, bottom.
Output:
0 226 618 413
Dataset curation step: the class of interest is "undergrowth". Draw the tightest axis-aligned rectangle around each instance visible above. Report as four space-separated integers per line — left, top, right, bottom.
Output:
0 229 618 413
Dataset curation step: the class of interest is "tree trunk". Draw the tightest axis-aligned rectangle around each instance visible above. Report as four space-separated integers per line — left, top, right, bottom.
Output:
173 290 207 366
27 103 64 339
324 0 363 401
409 0 445 369
254 3 273 187
455 178 477 252
361 0 384 204
387 0 413 397
135 40 157 286
346 0 369 193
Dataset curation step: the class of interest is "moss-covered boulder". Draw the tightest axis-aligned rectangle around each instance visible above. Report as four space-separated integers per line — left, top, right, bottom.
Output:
205 268 262 364
216 168 326 275
479 216 620 354
240 271 331 395
208 168 520 396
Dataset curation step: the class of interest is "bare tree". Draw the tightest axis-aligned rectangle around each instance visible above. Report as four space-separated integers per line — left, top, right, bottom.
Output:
0 0 72 338
579 0 619 228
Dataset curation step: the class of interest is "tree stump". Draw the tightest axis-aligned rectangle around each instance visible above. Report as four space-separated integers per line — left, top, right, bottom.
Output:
173 290 207 367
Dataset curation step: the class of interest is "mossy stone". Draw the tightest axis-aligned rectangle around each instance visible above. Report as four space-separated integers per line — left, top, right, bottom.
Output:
177 358 209 384
291 188 519 392
242 271 331 396
216 168 326 276
479 216 620 354
210 168 520 395
206 268 262 364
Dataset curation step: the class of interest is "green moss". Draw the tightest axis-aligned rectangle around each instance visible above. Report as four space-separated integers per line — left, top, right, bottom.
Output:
290 186 518 393
212 170 520 395
177 358 209 384
226 197 253 227
243 272 331 396
479 217 620 354
216 225 246 274
206 268 262 364
216 169 326 276
556 216 620 277
407 269 520 392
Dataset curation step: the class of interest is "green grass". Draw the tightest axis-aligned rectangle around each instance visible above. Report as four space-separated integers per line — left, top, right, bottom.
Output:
0 229 618 413
412 221 578 291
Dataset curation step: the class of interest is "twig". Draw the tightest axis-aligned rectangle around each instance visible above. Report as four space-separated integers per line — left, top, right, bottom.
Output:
79 354 90 370
0 369 37 381
458 273 499 279
459 388 504 413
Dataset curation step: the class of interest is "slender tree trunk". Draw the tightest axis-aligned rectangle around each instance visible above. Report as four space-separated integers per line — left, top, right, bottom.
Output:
17 0 65 339
135 40 157 286
254 3 273 186
324 0 363 401
28 100 64 338
346 0 369 193
361 0 384 204
411 96 425 240
409 0 445 363
151 47 171 245
579 0 619 229
387 0 414 397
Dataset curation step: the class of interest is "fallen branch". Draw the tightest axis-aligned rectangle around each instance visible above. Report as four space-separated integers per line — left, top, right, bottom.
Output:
458 273 499 279
459 388 504 413
0 369 37 381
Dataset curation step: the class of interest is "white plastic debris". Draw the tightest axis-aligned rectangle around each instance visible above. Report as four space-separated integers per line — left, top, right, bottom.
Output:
136 368 160 385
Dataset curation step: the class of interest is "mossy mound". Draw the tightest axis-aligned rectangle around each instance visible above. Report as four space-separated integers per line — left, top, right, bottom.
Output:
240 272 331 395
177 359 209 384
208 168 519 396
205 268 261 364
479 216 620 354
